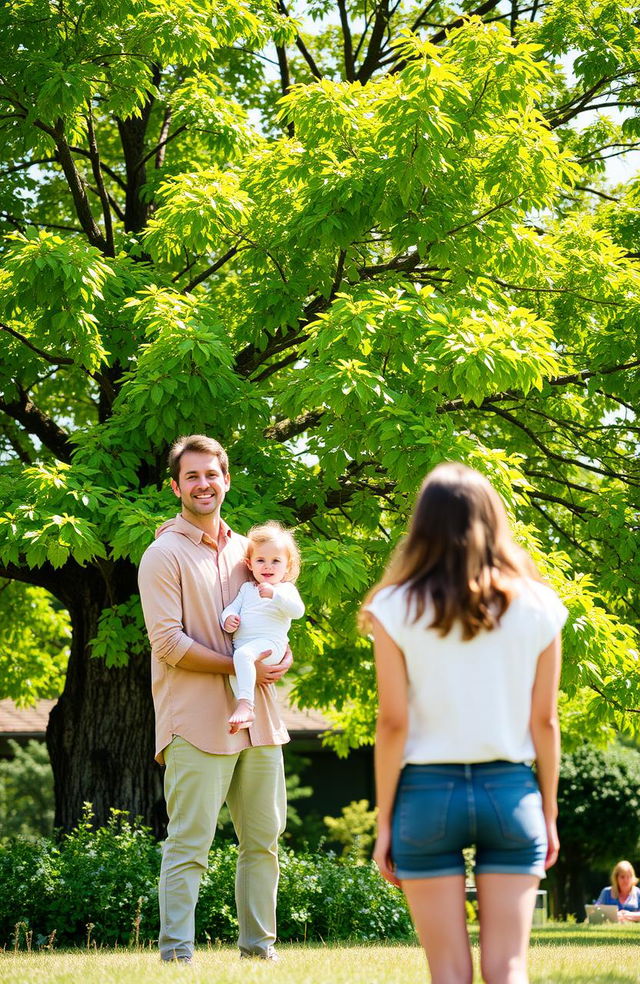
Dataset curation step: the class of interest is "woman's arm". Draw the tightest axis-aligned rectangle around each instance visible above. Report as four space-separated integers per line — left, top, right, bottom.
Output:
529 633 562 870
370 614 409 887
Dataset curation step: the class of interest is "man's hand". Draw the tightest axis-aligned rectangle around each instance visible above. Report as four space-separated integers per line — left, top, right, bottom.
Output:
258 583 274 598
255 645 293 686
223 614 240 632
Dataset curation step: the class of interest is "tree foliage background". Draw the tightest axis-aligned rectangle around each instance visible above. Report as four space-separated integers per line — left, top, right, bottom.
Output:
1 0 640 830
551 743 640 918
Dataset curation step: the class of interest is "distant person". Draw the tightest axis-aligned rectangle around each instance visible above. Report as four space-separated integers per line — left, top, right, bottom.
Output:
362 463 567 984
138 434 291 964
221 521 304 733
597 861 640 922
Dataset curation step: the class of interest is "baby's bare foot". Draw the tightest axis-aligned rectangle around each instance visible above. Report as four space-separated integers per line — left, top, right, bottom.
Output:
229 699 255 734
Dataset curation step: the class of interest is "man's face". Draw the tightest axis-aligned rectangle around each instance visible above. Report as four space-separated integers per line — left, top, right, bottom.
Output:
171 451 230 521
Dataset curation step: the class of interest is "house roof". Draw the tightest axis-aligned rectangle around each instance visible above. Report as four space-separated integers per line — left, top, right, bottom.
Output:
0 695 332 739
0 698 57 737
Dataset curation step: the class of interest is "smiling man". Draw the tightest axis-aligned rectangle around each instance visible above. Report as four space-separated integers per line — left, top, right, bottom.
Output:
138 434 291 964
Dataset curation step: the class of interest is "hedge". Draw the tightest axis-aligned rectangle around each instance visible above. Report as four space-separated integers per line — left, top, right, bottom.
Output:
0 809 413 948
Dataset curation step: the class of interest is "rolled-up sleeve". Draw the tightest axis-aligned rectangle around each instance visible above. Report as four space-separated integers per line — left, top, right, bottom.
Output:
138 546 194 666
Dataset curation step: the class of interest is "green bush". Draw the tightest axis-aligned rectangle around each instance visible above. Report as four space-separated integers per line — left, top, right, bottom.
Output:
0 810 414 948
0 739 54 839
49 807 161 946
0 807 160 947
0 836 60 945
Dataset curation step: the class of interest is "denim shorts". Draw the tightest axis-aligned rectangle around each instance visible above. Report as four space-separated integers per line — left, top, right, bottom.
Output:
391 761 547 880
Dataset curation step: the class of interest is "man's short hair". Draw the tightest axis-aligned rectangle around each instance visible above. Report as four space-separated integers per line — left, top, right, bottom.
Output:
168 435 229 482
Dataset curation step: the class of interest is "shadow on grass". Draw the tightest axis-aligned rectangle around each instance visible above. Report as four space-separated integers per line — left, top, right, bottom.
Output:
530 927 640 948
532 973 638 984
534 978 639 983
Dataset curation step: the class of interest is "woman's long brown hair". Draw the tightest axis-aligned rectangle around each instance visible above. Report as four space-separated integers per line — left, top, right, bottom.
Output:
361 463 540 640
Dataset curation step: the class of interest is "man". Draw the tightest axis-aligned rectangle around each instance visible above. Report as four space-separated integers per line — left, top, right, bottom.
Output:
138 434 291 963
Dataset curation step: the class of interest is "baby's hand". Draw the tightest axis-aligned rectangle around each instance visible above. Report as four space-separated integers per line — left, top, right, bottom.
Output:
223 614 241 632
258 583 274 598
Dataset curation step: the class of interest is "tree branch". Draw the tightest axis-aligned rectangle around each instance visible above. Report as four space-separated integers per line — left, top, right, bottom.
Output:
547 75 619 129
136 124 188 174
528 499 596 559
155 105 173 169
277 0 323 79
391 0 502 72
279 473 397 523
183 246 240 293
264 410 325 441
523 469 592 496
473 271 623 307
438 359 640 413
410 0 442 32
337 0 356 81
578 141 640 163
357 0 390 83
0 157 58 177
67 145 128 191
276 44 295 137
573 185 620 203
86 107 115 257
521 487 592 517
0 322 74 366
1 211 84 233
0 386 72 462
35 120 108 252
481 404 638 484
445 197 517 237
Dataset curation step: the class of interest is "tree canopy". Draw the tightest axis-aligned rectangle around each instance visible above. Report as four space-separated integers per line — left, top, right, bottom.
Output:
1 0 640 828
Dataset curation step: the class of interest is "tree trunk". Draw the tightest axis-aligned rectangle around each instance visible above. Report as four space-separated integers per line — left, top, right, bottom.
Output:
46 570 166 838
567 865 589 920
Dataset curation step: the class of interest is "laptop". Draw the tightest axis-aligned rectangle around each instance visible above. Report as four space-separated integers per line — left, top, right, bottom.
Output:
585 903 619 924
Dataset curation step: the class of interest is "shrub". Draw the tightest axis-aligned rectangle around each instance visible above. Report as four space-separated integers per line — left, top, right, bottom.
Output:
0 836 60 945
0 811 415 948
48 806 161 945
323 799 378 860
0 739 54 839
195 844 239 942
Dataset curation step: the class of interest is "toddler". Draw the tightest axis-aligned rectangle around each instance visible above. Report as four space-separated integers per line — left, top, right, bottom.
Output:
221 521 304 733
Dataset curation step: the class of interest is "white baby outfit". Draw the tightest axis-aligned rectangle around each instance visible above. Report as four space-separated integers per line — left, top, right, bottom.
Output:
220 581 305 703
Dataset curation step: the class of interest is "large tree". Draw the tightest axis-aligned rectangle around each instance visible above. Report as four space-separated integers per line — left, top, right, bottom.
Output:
2 0 640 832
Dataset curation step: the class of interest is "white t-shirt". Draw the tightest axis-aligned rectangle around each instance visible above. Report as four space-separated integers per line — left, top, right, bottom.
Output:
366 578 567 765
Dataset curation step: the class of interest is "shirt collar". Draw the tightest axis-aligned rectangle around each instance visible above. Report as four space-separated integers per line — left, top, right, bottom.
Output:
170 513 233 548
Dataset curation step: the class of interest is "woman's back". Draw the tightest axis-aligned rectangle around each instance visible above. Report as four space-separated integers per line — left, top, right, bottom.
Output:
367 577 567 765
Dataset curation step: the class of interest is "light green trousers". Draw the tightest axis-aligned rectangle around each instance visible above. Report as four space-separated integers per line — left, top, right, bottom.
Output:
159 736 286 961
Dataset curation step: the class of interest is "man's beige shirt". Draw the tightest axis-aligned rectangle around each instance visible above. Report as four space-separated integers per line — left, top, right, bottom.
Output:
138 513 289 764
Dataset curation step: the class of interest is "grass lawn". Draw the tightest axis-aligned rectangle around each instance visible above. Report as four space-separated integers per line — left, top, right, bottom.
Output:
2 927 640 983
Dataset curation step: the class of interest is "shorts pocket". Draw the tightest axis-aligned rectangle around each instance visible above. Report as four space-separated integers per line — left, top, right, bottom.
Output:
396 782 455 849
484 780 544 846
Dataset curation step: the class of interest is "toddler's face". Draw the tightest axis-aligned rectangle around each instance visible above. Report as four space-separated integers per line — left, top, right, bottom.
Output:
247 538 289 585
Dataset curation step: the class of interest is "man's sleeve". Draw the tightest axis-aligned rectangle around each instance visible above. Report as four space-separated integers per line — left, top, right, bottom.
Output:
138 546 194 666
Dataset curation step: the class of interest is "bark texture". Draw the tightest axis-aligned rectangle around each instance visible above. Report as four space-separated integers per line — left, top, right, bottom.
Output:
46 564 166 837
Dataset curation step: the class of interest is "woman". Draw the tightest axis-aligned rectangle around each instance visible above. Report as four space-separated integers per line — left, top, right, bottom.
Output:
362 463 567 984
597 861 640 922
